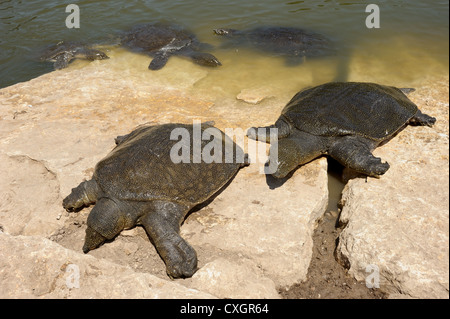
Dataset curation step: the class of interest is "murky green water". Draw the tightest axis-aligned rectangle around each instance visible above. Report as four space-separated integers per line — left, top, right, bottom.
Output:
0 0 448 89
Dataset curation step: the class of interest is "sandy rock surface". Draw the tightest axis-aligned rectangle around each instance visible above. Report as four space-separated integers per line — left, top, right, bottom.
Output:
0 233 214 298
0 59 328 298
0 55 447 299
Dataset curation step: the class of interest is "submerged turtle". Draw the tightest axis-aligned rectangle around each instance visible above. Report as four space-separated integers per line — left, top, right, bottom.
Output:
40 41 109 70
63 122 248 278
213 26 333 65
121 23 221 70
247 82 436 178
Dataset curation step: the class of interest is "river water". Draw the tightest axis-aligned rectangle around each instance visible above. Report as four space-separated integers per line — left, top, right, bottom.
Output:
0 0 448 89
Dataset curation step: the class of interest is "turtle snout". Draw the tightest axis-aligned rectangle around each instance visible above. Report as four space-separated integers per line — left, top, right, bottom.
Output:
213 28 237 36
203 54 221 67
209 57 222 67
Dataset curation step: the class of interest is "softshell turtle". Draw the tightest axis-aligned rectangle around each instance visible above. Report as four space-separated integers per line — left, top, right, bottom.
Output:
63 122 248 278
247 82 436 178
40 41 109 69
121 23 221 70
214 26 333 65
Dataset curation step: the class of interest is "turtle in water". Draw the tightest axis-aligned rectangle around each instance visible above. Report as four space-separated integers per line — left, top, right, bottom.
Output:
247 82 436 178
121 23 221 70
213 26 333 65
63 122 248 278
40 41 109 70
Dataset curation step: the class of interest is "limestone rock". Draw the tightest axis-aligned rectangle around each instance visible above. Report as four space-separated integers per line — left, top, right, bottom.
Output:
189 258 280 299
184 154 329 287
0 153 63 236
0 232 214 299
2 57 445 299
236 87 274 104
336 78 449 299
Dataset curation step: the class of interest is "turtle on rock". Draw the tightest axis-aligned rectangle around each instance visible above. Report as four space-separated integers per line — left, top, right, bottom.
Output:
213 26 333 65
247 82 436 179
121 22 222 70
63 122 248 278
40 41 109 70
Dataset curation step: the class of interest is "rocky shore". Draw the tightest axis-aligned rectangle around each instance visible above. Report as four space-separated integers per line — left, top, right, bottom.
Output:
0 56 448 298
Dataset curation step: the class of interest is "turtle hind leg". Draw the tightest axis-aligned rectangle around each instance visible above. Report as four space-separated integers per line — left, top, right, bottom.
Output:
63 179 100 212
328 136 389 177
140 201 197 278
247 117 291 143
409 109 436 127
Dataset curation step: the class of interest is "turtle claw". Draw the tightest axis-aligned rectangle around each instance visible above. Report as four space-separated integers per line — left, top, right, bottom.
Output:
164 237 198 279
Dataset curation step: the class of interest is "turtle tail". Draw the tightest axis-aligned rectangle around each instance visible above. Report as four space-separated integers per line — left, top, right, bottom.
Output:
400 88 416 95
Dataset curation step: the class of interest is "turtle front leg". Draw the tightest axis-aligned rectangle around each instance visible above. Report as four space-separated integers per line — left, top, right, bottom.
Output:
269 130 325 178
140 201 197 278
328 136 390 177
149 52 170 70
63 179 100 212
54 52 73 69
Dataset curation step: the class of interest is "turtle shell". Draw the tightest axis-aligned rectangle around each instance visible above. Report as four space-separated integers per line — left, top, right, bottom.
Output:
40 41 84 61
93 123 244 206
121 23 195 54
242 26 331 57
215 26 333 58
281 82 419 141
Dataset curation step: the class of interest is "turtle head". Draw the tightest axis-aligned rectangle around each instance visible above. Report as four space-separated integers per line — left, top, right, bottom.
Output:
91 51 109 60
84 49 110 61
213 28 238 36
190 52 222 67
96 52 110 60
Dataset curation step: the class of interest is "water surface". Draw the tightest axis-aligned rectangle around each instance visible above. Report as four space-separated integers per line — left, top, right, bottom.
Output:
0 0 448 89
